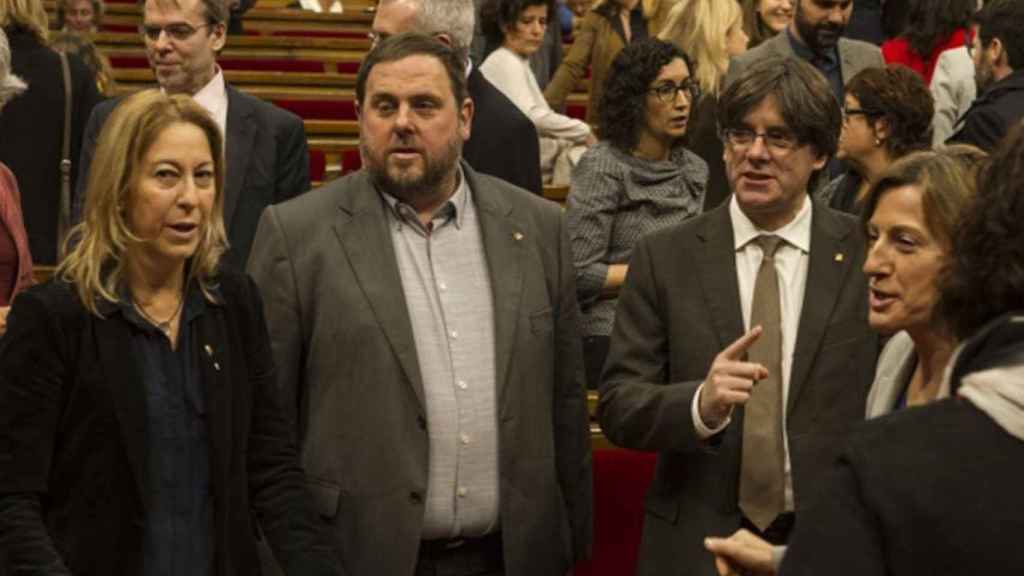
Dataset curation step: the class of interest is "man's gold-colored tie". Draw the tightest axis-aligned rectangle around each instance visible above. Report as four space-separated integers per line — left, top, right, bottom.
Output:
739 235 786 531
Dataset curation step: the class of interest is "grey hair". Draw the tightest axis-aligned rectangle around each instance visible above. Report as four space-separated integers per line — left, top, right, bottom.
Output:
380 0 475 54
0 28 27 110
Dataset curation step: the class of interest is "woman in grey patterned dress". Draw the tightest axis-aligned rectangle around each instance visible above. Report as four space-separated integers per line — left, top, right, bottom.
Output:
566 38 708 388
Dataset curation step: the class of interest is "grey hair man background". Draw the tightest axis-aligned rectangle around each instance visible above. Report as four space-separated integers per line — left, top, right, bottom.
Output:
371 0 544 195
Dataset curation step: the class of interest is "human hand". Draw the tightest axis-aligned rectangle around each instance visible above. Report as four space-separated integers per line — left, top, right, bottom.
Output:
698 327 768 428
0 306 8 337
704 529 778 576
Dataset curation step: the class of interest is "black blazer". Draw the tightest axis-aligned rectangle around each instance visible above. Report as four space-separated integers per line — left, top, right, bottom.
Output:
0 27 100 265
0 272 340 576
597 199 878 576
462 68 544 196
781 398 1024 575
75 85 311 270
948 70 1024 152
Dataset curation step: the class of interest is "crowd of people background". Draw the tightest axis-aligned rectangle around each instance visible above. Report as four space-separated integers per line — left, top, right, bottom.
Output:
1 0 1024 574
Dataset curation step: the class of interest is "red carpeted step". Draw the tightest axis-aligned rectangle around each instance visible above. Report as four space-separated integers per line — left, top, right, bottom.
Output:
273 99 356 120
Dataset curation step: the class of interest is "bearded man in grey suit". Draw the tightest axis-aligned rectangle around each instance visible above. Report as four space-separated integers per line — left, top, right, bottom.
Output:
247 33 591 576
725 0 883 100
597 56 877 576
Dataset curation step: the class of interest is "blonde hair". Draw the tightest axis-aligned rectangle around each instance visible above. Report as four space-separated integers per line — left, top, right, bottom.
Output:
58 90 228 315
658 0 741 97
50 32 117 95
0 0 50 43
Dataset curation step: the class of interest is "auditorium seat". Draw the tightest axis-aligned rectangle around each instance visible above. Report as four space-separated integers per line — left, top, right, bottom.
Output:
274 98 357 120
575 449 657 576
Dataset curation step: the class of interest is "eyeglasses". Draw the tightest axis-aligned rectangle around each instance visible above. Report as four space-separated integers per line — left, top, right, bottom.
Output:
367 30 390 47
139 22 212 42
648 78 701 104
721 127 801 155
842 107 879 123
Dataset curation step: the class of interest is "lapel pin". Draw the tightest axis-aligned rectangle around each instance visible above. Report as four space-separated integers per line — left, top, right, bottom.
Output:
204 344 214 357
513 232 524 241
834 253 844 262
213 362 221 371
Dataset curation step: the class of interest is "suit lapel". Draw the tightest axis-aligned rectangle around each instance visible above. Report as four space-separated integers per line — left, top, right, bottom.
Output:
468 166 525 408
224 86 255 232
696 205 745 351
787 202 855 414
333 174 426 406
95 317 149 502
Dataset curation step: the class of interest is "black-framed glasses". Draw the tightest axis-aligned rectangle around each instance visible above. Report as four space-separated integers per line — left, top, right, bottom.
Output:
139 22 212 42
648 78 701 104
842 107 879 123
721 127 801 155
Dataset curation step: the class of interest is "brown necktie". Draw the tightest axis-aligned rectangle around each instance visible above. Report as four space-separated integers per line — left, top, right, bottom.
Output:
739 235 786 531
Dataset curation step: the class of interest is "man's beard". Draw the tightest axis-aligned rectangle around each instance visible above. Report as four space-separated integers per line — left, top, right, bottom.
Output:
975 58 995 93
794 7 843 54
363 134 463 201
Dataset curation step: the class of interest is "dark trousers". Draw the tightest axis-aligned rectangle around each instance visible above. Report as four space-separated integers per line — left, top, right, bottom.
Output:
583 335 610 390
415 532 504 576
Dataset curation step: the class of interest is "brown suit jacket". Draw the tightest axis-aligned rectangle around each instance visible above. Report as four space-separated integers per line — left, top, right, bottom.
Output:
247 162 593 576
597 199 877 576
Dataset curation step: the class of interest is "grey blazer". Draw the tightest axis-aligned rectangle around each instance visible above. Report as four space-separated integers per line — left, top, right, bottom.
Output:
246 162 593 576
596 199 878 576
724 31 884 90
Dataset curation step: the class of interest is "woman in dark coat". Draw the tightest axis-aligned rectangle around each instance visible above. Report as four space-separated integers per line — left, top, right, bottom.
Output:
0 0 100 265
0 90 340 576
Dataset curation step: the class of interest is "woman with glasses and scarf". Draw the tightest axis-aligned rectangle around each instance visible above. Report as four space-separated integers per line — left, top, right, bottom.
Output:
820 65 934 215
566 38 707 388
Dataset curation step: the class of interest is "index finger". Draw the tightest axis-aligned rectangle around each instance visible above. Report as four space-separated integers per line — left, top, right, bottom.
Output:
720 326 763 361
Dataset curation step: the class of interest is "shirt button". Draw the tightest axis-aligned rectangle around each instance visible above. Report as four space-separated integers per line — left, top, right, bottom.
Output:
439 282 448 291
457 487 468 498
457 380 468 390
459 433 470 445
450 330 458 339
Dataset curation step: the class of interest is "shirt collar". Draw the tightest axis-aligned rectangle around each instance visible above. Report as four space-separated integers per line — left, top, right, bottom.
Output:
786 26 839 69
379 164 470 231
729 193 813 254
189 67 226 116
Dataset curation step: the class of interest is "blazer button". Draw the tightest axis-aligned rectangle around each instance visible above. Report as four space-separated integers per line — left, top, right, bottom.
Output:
417 415 427 430
409 491 423 504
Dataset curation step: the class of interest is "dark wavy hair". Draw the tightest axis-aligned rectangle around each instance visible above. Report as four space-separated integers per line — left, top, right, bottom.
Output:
975 0 1024 70
718 55 842 159
599 38 692 153
903 0 975 58
845 65 934 158
479 0 555 50
938 121 1024 341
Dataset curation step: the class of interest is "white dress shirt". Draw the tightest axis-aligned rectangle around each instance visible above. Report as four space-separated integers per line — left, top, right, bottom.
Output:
298 0 343 13
478 46 591 142
190 67 229 139
691 194 813 510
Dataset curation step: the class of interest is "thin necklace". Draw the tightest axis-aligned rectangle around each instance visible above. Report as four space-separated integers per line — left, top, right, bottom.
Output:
132 292 185 338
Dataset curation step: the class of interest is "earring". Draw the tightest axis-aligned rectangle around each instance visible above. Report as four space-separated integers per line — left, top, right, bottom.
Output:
874 138 882 147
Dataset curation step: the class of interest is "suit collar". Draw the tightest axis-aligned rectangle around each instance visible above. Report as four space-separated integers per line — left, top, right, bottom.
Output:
223 84 257 231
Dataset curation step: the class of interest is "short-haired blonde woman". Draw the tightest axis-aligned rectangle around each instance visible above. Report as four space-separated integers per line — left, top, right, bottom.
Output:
659 0 748 209
0 90 340 575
